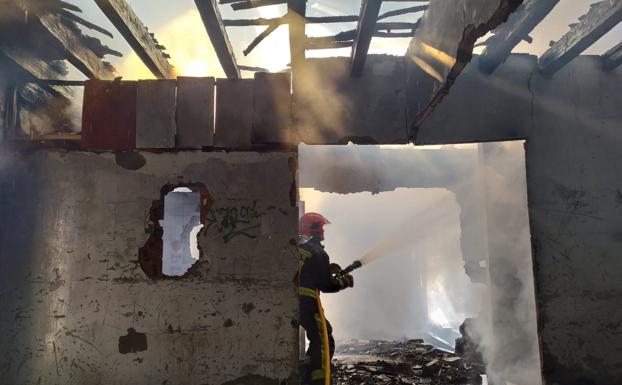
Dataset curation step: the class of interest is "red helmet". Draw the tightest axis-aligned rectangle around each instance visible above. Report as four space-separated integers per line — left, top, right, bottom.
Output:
299 212 331 238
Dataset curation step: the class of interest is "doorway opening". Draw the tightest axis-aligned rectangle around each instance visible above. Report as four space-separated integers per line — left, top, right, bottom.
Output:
298 141 542 385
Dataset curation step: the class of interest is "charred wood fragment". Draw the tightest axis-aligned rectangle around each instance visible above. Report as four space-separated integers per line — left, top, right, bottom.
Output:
539 0 622 75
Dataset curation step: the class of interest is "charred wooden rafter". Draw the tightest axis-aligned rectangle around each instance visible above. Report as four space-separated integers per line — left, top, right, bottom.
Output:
224 5 426 26
239 64 270 72
479 0 560 73
307 22 418 50
230 0 287 10
243 21 281 55
602 40 622 70
59 9 114 38
288 0 307 73
195 0 240 78
351 0 383 77
38 13 116 79
3 0 118 79
94 0 175 78
539 0 622 75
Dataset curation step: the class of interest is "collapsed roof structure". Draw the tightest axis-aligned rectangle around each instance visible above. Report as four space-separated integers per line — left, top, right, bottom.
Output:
0 1 621 385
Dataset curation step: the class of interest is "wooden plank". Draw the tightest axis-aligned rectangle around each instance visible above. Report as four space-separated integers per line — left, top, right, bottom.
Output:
288 0 307 75
480 0 560 73
81 80 136 150
176 77 215 148
252 72 292 144
195 0 240 79
94 0 175 79
351 0 382 77
214 78 253 148
539 0 622 75
136 80 176 148
38 14 116 80
602 40 622 70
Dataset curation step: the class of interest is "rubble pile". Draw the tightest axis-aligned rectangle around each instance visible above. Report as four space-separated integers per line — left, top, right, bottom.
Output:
333 339 485 385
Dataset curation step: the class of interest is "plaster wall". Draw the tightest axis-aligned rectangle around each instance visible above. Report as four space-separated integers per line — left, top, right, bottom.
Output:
0 150 299 385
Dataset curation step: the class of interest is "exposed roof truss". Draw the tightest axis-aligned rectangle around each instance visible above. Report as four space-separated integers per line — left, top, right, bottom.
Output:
538 0 622 75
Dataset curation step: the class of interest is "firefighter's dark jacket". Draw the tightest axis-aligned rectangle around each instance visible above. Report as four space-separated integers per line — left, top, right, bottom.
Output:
298 237 348 293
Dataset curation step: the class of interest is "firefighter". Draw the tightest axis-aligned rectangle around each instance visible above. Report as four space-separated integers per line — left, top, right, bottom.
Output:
298 212 354 385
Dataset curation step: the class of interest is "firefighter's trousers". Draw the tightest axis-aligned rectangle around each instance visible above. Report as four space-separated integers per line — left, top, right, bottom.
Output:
299 291 334 385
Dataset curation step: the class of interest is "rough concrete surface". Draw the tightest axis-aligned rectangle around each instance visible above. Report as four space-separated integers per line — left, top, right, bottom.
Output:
293 56 408 145
0 75 6 141
0 150 299 385
526 57 622 385
415 56 622 385
406 0 522 129
411 54 534 144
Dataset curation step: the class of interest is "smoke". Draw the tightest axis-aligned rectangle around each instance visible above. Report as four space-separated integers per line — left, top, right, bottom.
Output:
119 10 225 79
358 192 454 266
299 142 542 385
465 142 543 385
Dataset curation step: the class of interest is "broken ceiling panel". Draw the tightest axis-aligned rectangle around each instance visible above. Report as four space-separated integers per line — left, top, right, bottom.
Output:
405 0 523 138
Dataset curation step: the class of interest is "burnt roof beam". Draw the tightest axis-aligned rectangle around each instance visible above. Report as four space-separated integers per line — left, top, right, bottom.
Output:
288 0 307 74
93 0 175 79
539 0 622 75
230 0 287 10
351 0 383 77
38 14 116 80
195 0 241 78
479 0 560 74
223 5 426 26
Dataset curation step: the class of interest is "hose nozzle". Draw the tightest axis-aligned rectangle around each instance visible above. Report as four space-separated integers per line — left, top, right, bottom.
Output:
341 260 362 275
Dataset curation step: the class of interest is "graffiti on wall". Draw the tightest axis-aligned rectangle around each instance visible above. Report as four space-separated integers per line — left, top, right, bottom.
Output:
205 201 262 242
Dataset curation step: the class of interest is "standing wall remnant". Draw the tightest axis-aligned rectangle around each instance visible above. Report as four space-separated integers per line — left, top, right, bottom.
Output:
0 151 299 385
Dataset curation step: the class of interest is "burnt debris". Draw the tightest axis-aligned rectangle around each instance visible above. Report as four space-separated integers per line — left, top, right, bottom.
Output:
333 339 485 385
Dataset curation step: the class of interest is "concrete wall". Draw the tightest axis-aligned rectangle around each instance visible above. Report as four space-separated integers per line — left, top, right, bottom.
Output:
525 58 622 385
0 150 299 385
409 54 534 144
0 71 7 142
414 56 622 385
293 56 408 145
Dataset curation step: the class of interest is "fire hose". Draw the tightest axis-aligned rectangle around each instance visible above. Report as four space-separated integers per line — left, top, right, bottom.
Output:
318 260 363 384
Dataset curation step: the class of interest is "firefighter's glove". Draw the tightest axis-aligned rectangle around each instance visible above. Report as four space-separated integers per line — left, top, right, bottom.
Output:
342 274 354 288
330 263 343 275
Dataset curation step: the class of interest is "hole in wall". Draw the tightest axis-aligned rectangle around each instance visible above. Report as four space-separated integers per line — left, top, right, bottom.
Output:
139 182 213 279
